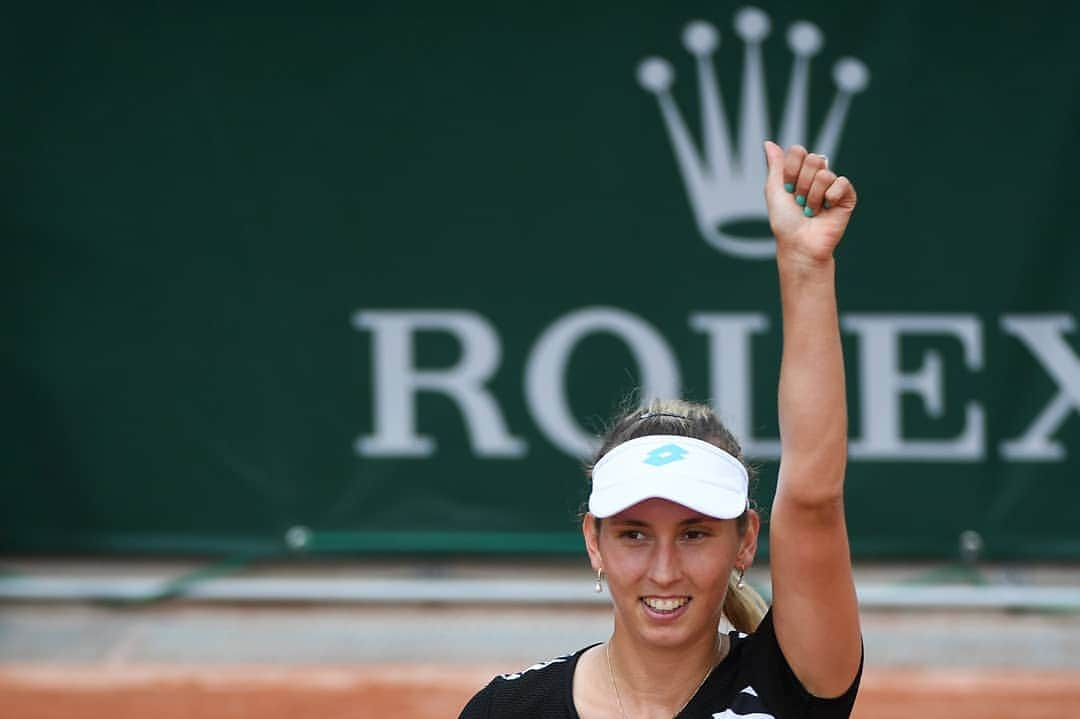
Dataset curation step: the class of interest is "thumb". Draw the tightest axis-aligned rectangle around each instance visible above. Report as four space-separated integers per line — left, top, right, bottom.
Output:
762 140 785 191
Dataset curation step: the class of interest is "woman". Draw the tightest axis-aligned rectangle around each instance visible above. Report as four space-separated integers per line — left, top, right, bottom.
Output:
459 142 863 718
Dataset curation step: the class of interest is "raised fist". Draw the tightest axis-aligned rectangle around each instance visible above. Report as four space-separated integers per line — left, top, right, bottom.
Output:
763 141 857 265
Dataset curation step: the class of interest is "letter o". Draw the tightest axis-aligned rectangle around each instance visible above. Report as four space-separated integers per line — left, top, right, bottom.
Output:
524 307 681 457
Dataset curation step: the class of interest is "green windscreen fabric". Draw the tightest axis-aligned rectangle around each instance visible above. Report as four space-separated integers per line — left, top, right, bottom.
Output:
4 1 1079 559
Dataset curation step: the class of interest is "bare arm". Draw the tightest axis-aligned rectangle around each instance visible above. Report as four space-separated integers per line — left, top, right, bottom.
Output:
763 141 862 697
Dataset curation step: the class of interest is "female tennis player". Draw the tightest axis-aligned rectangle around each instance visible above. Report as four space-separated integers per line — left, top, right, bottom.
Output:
459 141 863 718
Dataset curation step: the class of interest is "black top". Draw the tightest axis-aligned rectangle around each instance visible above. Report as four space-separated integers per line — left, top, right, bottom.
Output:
459 610 861 718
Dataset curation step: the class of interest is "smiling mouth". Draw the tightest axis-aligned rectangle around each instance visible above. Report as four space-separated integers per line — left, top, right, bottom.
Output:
641 596 691 614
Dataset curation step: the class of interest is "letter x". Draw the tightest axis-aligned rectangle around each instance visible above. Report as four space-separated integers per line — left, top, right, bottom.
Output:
1001 315 1080 460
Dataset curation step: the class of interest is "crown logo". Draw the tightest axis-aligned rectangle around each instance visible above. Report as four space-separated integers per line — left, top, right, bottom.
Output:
637 6 870 259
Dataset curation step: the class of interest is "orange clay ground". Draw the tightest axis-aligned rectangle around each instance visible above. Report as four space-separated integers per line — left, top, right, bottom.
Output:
3 664 1080 719
4 560 1079 718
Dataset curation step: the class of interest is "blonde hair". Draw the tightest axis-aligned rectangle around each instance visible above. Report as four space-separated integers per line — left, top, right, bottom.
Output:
587 398 768 633
723 570 768 633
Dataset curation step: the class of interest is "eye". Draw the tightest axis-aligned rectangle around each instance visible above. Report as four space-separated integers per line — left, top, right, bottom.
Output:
682 528 711 541
618 529 647 541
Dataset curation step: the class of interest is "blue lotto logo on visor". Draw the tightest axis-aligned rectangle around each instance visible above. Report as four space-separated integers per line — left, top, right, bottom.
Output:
589 435 749 519
643 444 689 466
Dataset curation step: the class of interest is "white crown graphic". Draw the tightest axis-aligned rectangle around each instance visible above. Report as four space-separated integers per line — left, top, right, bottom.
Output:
638 6 870 259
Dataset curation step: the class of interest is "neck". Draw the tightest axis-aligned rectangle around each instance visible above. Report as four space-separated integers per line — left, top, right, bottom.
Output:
607 622 721 716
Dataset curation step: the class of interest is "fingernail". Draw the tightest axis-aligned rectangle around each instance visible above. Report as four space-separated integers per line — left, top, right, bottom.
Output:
795 194 806 206
803 206 814 217
784 183 795 193
824 200 831 209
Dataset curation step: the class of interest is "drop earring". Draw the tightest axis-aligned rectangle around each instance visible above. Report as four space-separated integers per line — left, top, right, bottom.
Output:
594 568 604 593
736 566 746 590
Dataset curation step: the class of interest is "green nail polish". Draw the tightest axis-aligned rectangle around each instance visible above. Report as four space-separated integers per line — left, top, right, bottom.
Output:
824 200 831 209
803 206 814 217
795 194 806 206
784 183 795 193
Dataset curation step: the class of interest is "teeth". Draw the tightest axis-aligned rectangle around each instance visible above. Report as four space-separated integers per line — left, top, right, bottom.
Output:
643 597 689 612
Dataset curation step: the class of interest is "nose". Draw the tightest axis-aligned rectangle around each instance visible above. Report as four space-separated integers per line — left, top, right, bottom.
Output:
647 539 681 587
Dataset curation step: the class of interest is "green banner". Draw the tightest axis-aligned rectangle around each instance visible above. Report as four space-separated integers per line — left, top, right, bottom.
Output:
4 1 1079 559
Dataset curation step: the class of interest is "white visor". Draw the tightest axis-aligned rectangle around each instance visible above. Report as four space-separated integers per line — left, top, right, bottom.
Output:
588 434 749 519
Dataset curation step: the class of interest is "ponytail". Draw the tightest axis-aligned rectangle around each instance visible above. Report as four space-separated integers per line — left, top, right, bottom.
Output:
722 570 768 633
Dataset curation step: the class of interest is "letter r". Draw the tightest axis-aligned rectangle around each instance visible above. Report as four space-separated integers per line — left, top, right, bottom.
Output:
353 310 526 457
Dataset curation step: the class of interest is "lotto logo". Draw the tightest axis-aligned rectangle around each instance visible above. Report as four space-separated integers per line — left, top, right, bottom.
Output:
643 444 689 466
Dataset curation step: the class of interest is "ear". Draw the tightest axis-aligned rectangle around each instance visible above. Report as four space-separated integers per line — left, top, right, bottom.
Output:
736 509 761 569
582 512 603 571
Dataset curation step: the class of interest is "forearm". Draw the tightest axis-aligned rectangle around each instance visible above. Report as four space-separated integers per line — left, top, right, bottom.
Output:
776 253 847 503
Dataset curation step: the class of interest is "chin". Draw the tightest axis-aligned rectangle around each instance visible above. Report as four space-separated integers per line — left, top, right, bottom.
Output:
638 622 709 651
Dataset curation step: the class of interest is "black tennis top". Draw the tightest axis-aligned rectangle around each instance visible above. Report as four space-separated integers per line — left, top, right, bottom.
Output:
459 609 861 718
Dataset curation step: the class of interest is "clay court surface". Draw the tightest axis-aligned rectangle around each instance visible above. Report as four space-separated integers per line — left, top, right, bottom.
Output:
4 665 1080 718
3 561 1080 718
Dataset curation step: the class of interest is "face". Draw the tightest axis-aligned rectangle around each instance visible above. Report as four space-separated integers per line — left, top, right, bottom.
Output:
584 498 758 650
